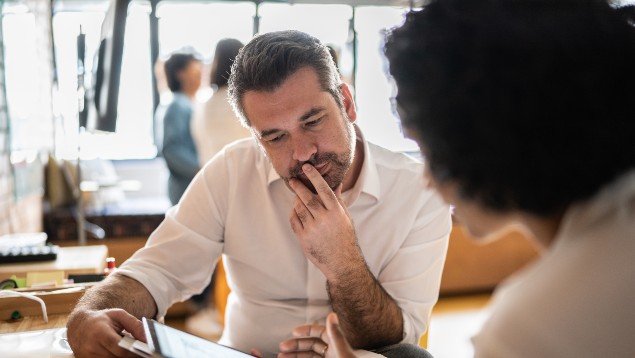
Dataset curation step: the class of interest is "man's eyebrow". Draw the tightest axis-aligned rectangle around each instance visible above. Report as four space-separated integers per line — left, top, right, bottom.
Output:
257 107 327 138
299 107 326 122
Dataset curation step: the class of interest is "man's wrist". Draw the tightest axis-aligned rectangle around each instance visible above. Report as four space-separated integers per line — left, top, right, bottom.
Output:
324 249 368 285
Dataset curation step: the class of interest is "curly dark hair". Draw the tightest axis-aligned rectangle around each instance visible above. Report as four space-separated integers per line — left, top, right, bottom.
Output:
228 30 342 127
385 0 635 216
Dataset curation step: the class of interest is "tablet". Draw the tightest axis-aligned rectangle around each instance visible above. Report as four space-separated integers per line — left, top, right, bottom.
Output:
142 317 255 358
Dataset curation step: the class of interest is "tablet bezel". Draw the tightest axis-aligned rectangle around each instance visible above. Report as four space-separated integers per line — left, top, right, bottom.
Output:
142 317 162 355
142 317 256 358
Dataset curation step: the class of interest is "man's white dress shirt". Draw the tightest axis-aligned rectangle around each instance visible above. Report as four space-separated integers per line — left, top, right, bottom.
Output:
119 129 451 357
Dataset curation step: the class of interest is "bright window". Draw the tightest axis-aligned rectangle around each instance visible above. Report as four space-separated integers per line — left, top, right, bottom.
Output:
53 1 154 160
2 8 54 152
355 6 417 152
157 1 255 59
48 1 416 160
155 1 255 102
258 3 352 44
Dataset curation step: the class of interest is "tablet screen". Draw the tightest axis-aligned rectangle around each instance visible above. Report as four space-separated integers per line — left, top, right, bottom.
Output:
143 318 255 358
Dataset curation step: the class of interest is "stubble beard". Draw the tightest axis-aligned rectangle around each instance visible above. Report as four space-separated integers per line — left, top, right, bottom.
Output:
285 151 353 194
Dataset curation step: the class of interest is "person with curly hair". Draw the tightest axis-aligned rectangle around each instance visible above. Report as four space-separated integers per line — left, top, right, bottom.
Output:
324 0 635 357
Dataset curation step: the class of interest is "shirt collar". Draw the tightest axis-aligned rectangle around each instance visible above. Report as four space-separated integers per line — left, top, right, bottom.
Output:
266 125 381 205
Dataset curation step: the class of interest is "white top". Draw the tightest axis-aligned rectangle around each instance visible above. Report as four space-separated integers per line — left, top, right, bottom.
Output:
472 170 635 358
118 131 451 357
191 87 252 166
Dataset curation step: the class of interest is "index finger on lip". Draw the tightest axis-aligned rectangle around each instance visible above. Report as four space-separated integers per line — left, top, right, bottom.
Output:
301 164 337 209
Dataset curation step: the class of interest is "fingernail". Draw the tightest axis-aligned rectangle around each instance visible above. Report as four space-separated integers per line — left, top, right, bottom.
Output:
303 164 313 172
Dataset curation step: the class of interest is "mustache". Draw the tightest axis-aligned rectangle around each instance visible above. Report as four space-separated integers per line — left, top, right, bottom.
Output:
289 152 341 178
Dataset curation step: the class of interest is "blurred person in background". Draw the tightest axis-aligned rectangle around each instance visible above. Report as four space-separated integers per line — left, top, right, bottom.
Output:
192 38 250 165
160 52 202 205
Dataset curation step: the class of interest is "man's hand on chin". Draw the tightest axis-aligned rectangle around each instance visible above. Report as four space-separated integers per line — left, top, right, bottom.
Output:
287 163 362 279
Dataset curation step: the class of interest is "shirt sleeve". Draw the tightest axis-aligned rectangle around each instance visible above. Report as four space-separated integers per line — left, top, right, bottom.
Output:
117 154 230 318
380 192 452 344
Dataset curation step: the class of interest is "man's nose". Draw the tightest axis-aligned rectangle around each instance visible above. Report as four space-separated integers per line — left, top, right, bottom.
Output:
291 136 317 162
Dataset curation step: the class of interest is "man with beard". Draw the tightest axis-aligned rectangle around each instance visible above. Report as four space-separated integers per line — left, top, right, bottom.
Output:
66 30 450 358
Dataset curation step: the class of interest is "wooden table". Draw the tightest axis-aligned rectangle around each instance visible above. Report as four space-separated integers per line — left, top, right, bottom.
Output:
0 245 107 337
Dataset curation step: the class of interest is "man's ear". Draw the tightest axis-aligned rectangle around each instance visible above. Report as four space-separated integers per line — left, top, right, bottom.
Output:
340 83 357 123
